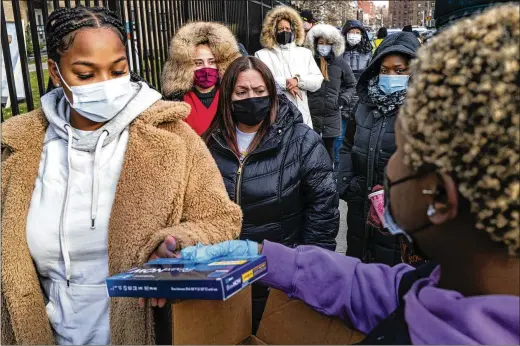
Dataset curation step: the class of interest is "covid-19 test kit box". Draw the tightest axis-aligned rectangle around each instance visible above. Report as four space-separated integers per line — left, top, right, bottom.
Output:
106 256 267 300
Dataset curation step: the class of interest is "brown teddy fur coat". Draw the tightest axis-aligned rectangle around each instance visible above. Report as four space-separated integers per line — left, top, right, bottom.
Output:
1 101 242 345
260 6 305 49
161 22 241 99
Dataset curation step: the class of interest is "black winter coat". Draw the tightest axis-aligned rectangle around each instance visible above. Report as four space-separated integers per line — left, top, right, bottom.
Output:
340 20 373 120
308 55 356 138
338 32 420 266
208 96 340 251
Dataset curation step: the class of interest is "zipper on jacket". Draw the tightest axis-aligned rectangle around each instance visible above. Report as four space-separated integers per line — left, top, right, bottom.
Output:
235 156 251 205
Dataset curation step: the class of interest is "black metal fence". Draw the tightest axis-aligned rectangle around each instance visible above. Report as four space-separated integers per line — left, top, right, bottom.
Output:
1 0 297 120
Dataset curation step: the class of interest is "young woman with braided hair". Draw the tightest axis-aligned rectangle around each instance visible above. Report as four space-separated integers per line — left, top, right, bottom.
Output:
1 6 242 345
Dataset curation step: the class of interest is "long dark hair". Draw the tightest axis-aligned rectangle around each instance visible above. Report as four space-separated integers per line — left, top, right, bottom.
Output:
203 57 278 156
45 5 151 92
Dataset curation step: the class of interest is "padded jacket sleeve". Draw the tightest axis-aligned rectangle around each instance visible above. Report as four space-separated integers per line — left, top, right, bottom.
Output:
299 127 339 250
338 115 357 199
339 60 357 110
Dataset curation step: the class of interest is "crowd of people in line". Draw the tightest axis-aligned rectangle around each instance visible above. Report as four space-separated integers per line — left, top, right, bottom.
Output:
1 0 518 345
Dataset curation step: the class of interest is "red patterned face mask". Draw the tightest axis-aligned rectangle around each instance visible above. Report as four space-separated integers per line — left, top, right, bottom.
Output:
194 67 219 89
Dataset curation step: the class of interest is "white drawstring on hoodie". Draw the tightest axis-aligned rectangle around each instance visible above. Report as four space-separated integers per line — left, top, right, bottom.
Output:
60 125 108 286
91 130 108 229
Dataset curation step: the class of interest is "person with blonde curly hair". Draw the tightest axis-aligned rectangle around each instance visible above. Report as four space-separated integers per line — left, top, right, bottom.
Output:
179 4 520 344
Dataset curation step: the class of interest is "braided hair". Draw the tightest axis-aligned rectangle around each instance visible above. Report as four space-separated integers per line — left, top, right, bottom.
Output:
45 6 151 91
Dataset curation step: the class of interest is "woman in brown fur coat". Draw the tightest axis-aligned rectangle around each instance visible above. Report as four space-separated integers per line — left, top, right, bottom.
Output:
1 7 241 345
162 22 242 135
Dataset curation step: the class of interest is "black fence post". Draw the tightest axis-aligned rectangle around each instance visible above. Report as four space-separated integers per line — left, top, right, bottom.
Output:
27 0 46 97
1 5 20 117
126 0 138 73
246 0 250 51
182 0 189 22
132 0 143 77
222 0 228 23
150 1 161 89
143 0 156 87
11 0 34 111
137 0 151 82
107 0 118 12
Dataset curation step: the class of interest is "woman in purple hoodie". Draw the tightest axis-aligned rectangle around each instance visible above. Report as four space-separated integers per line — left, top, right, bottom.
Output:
180 4 520 344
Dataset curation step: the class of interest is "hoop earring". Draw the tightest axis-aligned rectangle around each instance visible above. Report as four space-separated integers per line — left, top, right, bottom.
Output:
427 204 437 217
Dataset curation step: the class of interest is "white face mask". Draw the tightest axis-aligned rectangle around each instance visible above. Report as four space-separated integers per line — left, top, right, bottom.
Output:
56 65 134 123
317 44 332 57
347 33 362 45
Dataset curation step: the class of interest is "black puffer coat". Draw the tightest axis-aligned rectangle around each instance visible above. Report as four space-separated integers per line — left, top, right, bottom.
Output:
338 32 420 266
305 24 357 138
340 20 373 120
207 95 340 251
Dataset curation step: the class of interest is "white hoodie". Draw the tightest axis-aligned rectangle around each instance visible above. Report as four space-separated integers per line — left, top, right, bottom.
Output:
26 82 162 345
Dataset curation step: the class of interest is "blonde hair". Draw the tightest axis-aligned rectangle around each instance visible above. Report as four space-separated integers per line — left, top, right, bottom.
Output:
399 4 520 256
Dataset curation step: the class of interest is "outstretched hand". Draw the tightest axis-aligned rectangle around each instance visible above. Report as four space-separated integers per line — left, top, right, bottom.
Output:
138 235 179 308
181 240 260 263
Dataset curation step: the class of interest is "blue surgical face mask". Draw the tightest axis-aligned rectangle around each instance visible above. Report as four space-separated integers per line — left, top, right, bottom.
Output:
317 44 332 57
56 64 134 123
378 74 409 95
382 205 413 242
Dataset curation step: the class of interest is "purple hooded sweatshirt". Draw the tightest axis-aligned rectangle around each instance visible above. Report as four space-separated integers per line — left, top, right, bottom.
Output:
260 240 520 345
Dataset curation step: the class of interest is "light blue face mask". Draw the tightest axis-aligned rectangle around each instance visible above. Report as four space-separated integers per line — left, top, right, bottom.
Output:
382 205 413 242
378 74 409 95
317 44 332 57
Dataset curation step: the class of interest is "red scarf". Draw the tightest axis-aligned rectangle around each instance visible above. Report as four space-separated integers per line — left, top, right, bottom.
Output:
183 89 220 135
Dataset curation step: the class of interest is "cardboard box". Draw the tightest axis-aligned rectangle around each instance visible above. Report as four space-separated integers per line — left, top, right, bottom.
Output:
253 289 365 345
170 288 365 345
171 286 253 345
106 256 267 300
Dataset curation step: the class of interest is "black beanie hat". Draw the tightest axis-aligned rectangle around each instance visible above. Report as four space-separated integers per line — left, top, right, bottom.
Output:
434 0 515 29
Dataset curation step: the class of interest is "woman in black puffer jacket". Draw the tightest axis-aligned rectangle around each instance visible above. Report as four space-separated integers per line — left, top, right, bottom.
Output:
205 56 339 332
305 24 357 161
338 32 420 266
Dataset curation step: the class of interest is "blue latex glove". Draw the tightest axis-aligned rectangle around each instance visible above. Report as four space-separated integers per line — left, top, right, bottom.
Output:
180 240 259 263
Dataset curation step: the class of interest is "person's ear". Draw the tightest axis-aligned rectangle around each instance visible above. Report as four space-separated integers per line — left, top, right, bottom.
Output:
428 173 459 225
48 59 61 87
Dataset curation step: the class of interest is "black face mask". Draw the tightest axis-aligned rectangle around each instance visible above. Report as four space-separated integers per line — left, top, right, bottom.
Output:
276 31 293 45
232 96 271 126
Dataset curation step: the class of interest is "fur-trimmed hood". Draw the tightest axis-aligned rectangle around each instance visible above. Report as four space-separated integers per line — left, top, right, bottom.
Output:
304 24 345 57
161 22 241 98
260 6 305 49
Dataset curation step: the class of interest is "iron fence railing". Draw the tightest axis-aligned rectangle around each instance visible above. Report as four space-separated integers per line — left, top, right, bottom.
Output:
1 0 297 120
